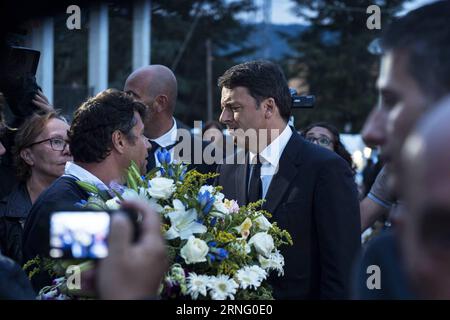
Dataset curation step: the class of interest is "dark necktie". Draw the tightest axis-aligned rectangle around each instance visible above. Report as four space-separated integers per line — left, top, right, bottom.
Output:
146 140 162 172
247 155 262 203
146 139 181 172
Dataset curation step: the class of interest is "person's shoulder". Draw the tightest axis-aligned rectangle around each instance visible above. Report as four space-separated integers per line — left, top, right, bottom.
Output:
0 182 31 219
32 176 85 208
0 254 36 299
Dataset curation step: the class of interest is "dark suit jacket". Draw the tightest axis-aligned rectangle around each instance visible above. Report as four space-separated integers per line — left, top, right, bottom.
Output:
22 176 88 291
216 132 361 299
148 121 217 176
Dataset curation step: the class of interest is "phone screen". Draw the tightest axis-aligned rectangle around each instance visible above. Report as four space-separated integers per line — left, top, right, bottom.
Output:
50 211 110 259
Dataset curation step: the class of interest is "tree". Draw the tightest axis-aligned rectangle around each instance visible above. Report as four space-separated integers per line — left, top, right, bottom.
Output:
150 0 257 125
286 0 408 133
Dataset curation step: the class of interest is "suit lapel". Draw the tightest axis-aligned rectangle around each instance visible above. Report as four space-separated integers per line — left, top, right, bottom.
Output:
262 133 304 213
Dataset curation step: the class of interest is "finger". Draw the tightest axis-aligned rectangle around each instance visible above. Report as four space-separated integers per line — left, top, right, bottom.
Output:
32 99 53 111
121 200 163 242
108 212 132 256
36 90 50 103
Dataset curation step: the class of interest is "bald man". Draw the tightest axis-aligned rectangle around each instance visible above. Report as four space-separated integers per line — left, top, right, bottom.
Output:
400 95 450 299
124 65 216 174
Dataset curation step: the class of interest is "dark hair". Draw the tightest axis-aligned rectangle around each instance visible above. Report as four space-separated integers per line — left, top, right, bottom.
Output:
302 122 357 175
217 60 292 121
13 111 66 181
68 89 146 163
380 0 450 100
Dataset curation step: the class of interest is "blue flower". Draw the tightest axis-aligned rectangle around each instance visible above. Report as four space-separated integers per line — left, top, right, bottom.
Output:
210 217 217 227
109 181 125 195
180 166 188 180
207 253 216 262
215 248 229 261
159 167 166 176
208 241 217 247
74 199 87 208
157 148 172 165
197 191 215 215
168 167 174 178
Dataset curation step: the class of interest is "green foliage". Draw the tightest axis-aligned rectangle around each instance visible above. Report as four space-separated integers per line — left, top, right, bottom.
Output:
22 255 59 280
286 0 408 132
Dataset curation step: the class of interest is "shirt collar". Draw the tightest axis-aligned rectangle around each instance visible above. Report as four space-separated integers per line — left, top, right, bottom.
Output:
152 117 178 148
249 124 293 167
64 161 108 190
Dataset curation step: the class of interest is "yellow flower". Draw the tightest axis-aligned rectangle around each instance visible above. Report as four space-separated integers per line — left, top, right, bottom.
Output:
234 217 252 239
216 231 236 243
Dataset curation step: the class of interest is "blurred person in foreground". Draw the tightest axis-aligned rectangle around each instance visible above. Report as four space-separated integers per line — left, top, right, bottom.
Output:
353 0 450 299
401 96 450 299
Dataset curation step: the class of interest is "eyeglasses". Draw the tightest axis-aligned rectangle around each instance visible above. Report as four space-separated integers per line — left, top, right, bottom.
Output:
27 137 69 151
305 136 332 147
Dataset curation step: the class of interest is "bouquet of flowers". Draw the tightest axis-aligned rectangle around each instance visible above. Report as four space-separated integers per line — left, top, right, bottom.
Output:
34 149 292 300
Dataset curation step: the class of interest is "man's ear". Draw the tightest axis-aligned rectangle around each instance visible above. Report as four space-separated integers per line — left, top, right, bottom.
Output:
20 148 34 166
263 98 276 119
153 95 169 113
111 130 126 154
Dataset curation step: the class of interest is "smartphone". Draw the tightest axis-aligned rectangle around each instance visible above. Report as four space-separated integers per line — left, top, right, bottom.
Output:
49 211 111 259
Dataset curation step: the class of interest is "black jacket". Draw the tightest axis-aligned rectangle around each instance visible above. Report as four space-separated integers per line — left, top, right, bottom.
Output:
22 176 88 291
216 132 361 299
0 182 32 263
0 253 35 300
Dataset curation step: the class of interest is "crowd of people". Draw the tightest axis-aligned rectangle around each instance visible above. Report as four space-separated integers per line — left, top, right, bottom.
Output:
1 0 450 300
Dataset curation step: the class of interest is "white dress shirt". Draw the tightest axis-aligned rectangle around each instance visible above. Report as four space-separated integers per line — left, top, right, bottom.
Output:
248 125 293 199
64 161 108 190
151 117 178 167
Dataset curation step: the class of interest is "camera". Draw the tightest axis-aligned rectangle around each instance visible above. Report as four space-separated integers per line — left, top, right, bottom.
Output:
0 46 41 120
49 209 141 259
290 88 315 109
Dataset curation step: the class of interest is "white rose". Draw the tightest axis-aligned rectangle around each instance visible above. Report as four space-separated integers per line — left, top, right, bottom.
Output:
180 236 209 264
211 200 230 217
248 232 274 257
148 177 176 200
105 197 120 210
254 215 272 231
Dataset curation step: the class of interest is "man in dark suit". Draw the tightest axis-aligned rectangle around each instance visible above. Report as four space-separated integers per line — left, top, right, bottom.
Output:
215 60 361 299
124 65 216 175
22 89 150 290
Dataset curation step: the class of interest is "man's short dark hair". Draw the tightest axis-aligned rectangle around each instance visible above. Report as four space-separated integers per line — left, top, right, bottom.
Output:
69 89 146 163
380 0 450 100
217 60 292 121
